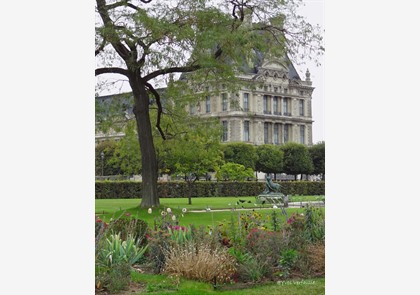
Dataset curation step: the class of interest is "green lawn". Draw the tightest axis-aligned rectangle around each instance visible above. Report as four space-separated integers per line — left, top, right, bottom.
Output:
95 195 323 214
132 272 325 295
95 196 324 227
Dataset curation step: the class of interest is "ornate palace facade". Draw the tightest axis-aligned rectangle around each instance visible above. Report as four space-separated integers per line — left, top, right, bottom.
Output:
189 58 315 146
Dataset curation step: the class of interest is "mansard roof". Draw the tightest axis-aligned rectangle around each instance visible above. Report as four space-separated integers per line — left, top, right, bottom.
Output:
238 51 301 80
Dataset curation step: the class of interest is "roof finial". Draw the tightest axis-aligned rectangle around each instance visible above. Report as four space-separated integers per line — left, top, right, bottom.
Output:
305 68 311 82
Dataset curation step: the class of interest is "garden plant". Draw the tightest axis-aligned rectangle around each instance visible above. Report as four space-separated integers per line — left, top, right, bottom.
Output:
95 199 325 294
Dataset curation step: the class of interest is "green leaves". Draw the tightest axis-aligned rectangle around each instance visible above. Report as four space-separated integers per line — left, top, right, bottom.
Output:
256 144 284 174
216 162 255 181
222 142 258 170
98 233 149 268
280 142 314 177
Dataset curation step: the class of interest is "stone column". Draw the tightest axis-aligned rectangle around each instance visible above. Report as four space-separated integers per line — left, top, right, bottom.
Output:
256 121 264 145
292 98 297 117
293 124 299 143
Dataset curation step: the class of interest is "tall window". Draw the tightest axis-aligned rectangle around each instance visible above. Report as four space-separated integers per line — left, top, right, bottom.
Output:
244 121 250 142
273 97 279 114
283 124 289 143
222 93 228 111
300 125 305 144
283 98 290 116
243 93 249 112
206 96 211 113
299 100 304 116
274 123 279 144
264 122 269 143
222 121 228 142
263 95 270 114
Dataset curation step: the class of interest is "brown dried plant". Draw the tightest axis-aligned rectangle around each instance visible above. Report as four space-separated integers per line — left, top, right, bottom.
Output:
162 241 237 285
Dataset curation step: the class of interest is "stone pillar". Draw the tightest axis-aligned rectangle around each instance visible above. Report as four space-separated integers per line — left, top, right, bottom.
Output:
292 98 297 117
308 124 313 146
256 121 264 145
229 120 240 142
279 123 283 144
280 97 283 114
293 124 299 143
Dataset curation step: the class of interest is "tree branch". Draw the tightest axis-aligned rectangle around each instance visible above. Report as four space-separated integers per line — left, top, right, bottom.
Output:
143 65 201 82
105 0 146 11
95 38 107 56
95 67 129 76
97 0 132 60
145 82 166 140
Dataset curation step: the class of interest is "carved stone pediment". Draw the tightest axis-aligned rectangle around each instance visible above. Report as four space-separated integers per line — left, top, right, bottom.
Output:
261 59 288 71
255 59 289 80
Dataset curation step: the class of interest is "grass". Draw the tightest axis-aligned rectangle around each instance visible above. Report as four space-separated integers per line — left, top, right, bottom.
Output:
95 196 324 227
131 272 325 295
95 202 319 229
96 206 306 228
95 195 323 214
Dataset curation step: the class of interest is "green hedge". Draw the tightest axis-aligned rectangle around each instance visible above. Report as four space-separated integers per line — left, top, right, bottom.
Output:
95 181 325 199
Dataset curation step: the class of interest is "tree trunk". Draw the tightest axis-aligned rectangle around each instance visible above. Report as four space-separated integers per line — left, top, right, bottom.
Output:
130 76 160 208
188 181 192 205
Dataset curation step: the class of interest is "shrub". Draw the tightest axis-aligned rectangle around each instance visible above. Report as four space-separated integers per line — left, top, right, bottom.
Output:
235 253 266 282
303 205 325 243
98 262 132 293
95 180 325 199
107 215 149 246
296 242 325 277
216 162 255 181
95 217 108 248
229 246 268 283
145 229 172 274
95 233 148 293
240 211 267 232
306 242 325 276
279 248 299 278
244 228 285 279
163 241 237 285
96 233 148 268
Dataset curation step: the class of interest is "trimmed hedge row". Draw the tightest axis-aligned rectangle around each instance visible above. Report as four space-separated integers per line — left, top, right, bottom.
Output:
95 181 325 199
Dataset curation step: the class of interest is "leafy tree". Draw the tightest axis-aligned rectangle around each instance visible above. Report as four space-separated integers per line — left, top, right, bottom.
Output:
163 119 224 204
95 0 324 207
280 142 314 180
216 162 255 181
222 142 257 170
255 144 284 179
95 140 121 176
108 121 142 176
308 141 325 180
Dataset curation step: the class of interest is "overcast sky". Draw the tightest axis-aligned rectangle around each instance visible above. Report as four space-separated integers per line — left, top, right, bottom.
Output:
296 0 325 144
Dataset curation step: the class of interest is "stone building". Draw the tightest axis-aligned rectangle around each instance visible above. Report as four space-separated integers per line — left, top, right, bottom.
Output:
188 57 315 146
96 56 315 147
